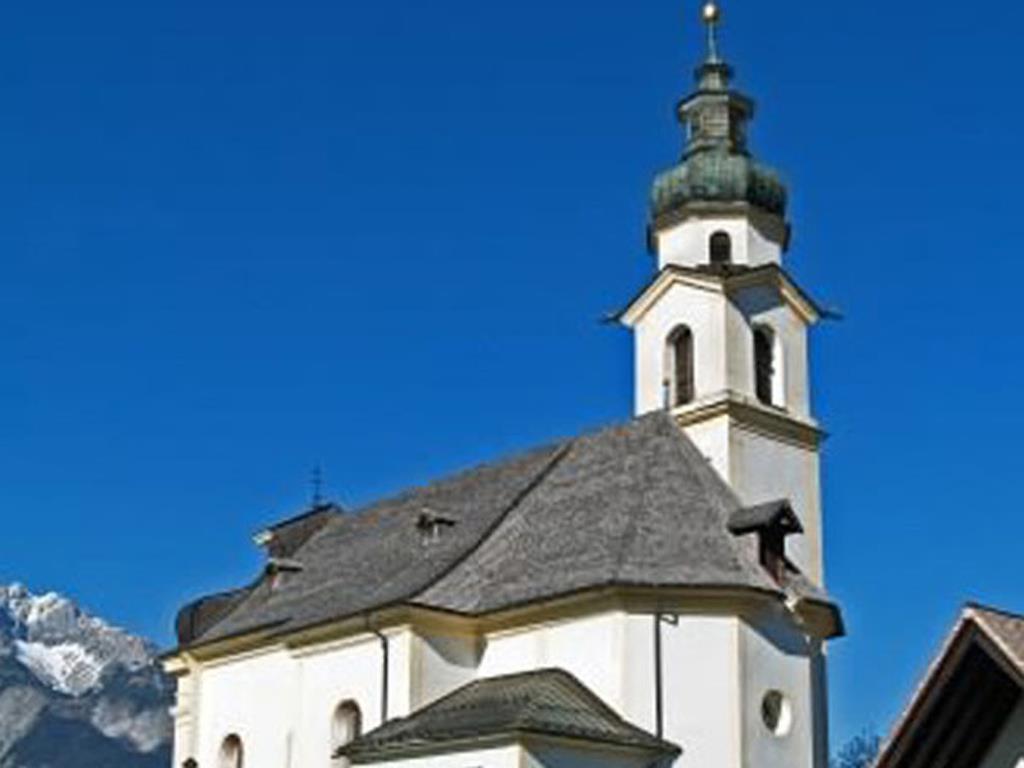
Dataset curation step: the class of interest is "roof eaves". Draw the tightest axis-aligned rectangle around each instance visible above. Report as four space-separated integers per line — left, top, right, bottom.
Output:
344 728 679 765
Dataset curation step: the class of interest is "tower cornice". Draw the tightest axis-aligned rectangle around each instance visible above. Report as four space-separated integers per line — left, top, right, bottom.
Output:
670 393 825 452
615 263 824 328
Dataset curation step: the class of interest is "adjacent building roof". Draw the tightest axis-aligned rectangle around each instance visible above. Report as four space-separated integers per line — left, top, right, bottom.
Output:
175 411 841 649
877 603 1024 768
339 668 680 762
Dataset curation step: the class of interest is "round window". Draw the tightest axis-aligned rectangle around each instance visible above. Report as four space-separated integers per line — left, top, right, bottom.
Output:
761 690 793 737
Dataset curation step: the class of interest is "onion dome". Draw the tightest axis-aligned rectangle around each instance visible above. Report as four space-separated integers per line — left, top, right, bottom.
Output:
651 4 788 226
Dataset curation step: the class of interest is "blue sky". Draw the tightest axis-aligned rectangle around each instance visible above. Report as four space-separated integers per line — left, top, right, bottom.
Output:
0 0 1021 748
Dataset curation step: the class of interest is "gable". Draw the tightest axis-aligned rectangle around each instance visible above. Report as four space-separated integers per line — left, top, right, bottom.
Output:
879 606 1024 768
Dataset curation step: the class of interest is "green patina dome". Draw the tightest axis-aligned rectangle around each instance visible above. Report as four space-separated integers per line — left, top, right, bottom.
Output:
651 150 788 222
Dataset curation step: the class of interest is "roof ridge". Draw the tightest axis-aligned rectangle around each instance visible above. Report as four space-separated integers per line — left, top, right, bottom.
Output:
658 414 767 583
610 414 691 579
965 602 1024 622
352 438 573 515
965 605 1024 676
409 443 575 607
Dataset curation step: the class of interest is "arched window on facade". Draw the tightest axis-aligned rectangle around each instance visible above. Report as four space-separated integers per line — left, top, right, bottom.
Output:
331 701 363 767
665 326 695 408
710 231 732 266
753 326 778 406
219 736 243 768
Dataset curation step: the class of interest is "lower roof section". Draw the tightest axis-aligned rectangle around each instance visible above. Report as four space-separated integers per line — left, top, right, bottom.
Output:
338 668 680 764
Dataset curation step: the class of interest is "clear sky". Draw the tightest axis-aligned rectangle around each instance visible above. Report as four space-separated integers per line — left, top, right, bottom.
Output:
0 0 1021 748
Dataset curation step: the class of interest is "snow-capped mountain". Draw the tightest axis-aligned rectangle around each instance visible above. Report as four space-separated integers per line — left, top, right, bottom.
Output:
0 584 172 768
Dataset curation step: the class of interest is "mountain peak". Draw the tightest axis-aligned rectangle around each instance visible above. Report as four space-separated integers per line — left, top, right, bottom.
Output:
0 583 152 697
0 582 172 767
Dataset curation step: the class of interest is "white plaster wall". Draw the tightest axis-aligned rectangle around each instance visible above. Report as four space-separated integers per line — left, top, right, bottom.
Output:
739 611 822 768
294 630 412 768
478 611 802 768
176 608 825 768
369 745 522 768
980 701 1024 768
634 281 812 420
728 427 823 582
731 285 811 419
655 216 783 271
410 631 480 710
182 629 413 768
195 648 298 768
526 742 664 768
634 282 727 415
479 612 627 712
172 671 198 768
658 614 743 768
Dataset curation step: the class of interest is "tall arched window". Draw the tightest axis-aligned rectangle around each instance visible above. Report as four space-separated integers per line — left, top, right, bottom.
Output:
331 701 362 767
710 231 732 266
753 326 776 406
219 735 243 768
665 326 695 408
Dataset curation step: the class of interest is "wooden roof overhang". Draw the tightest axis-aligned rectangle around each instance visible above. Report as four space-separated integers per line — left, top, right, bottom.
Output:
878 618 1024 768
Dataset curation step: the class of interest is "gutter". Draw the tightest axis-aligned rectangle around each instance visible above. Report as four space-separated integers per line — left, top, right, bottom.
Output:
653 613 664 738
653 612 679 740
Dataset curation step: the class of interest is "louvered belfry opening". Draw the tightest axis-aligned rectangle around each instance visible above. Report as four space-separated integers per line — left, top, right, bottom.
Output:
754 327 775 405
667 327 695 407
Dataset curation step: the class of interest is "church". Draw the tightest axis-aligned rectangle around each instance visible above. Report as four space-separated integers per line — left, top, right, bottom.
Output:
162 5 844 768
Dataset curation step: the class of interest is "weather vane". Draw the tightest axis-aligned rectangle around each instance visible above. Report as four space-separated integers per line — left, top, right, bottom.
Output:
701 2 722 62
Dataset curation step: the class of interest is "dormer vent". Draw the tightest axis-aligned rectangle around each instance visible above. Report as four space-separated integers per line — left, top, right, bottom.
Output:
728 500 803 583
266 557 305 592
417 509 457 544
254 503 341 560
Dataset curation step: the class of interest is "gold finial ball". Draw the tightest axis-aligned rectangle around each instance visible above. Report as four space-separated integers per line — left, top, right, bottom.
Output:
702 2 721 24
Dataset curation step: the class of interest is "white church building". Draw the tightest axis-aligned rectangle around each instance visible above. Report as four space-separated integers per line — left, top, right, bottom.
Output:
162 5 845 768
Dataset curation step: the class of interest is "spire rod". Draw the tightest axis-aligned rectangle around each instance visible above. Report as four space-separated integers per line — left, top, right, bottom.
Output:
702 2 722 63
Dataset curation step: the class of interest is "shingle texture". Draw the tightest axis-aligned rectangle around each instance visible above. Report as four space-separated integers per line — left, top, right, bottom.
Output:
179 412 835 647
340 668 679 760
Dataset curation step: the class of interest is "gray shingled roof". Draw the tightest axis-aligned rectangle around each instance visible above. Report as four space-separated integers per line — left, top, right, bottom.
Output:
180 412 837 647
339 668 680 761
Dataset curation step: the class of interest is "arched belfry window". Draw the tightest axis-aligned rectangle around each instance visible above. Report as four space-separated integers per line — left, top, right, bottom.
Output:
219 735 243 768
665 326 695 408
710 231 732 266
331 701 362 767
754 326 778 406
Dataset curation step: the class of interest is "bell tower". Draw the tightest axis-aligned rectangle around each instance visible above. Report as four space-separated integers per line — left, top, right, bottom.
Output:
619 3 828 584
